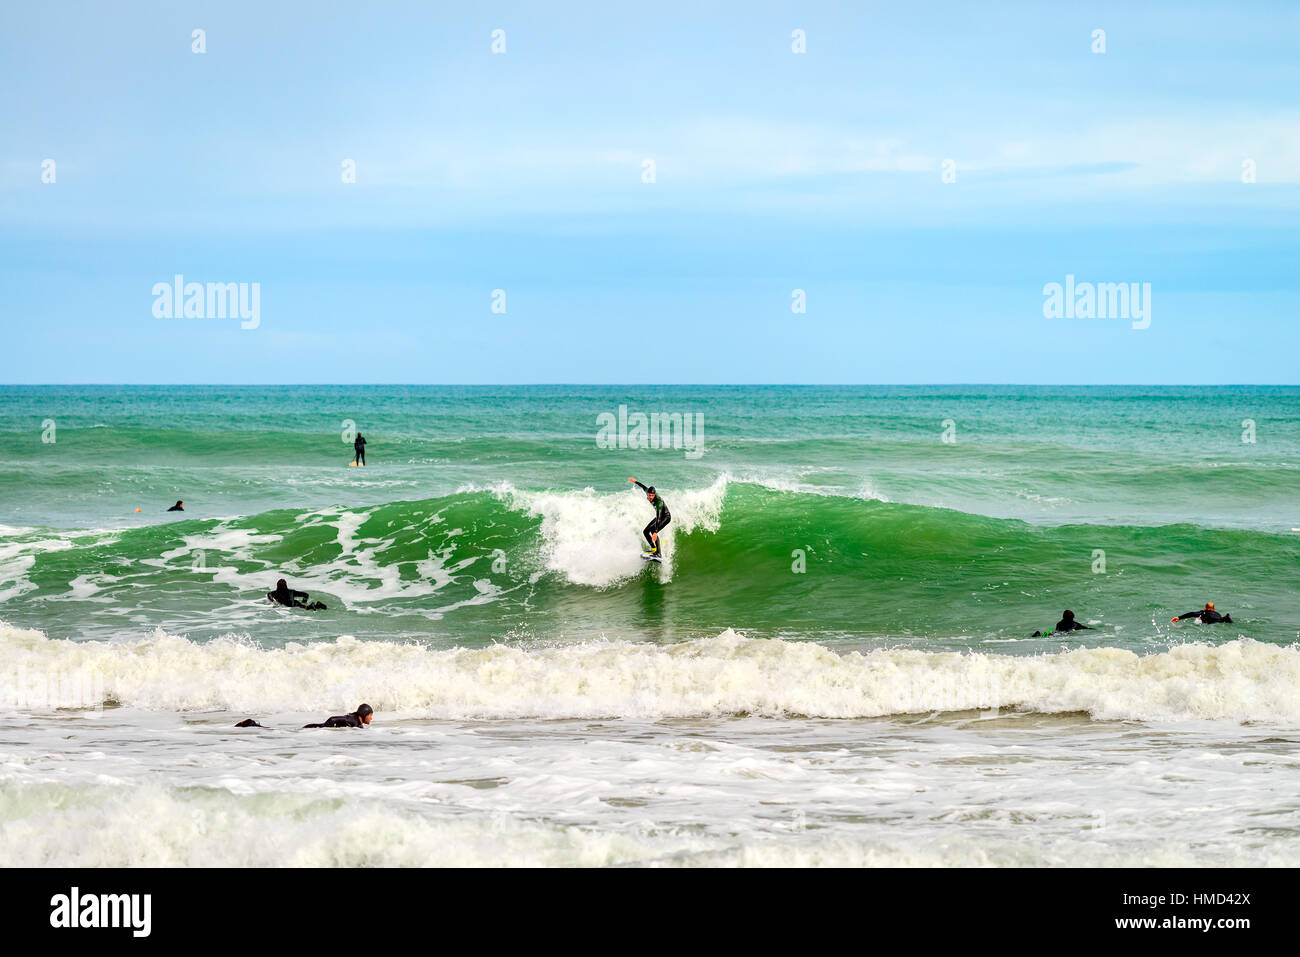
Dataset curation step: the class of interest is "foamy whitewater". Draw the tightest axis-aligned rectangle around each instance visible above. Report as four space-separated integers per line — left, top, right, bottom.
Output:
2 386 1299 866
5 625 1300 723
3 623 1299 867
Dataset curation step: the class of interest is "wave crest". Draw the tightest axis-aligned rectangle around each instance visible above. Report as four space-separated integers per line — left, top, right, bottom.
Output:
2 623 1296 723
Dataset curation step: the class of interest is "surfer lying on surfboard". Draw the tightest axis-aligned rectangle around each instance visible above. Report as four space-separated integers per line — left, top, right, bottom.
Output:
235 704 373 729
628 477 670 557
1171 602 1232 624
1030 609 1093 637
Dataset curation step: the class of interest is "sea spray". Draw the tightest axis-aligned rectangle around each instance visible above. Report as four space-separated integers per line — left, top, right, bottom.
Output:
3 624 1297 723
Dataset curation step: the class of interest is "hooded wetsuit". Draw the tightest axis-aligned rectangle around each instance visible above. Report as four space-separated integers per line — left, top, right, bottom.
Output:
633 481 670 551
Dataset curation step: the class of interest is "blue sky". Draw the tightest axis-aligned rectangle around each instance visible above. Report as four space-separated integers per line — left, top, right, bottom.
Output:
3 1 1298 383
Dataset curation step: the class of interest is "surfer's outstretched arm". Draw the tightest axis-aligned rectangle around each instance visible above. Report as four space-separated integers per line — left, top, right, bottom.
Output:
629 479 668 555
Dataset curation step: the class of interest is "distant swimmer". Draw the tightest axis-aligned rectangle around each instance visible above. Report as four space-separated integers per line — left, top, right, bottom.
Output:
628 477 670 556
167 501 184 512
1171 602 1232 624
353 432 366 467
267 578 327 610
304 704 373 729
234 718 264 728
1031 609 1094 637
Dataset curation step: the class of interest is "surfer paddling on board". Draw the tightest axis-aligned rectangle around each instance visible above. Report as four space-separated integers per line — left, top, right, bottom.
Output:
303 704 373 729
1171 602 1232 624
1031 609 1093 637
233 704 374 729
629 477 670 558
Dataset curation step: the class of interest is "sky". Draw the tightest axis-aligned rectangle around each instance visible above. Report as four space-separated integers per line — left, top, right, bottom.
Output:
2 1 1298 384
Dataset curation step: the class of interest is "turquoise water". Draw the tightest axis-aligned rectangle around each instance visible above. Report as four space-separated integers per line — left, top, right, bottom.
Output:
3 385 1300 867
1 385 1296 649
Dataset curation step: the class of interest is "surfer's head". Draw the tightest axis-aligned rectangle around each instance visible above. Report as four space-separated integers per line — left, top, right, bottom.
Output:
356 703 374 725
646 486 656 500
1062 610 1074 621
1205 602 1215 610
174 501 183 508
276 578 287 590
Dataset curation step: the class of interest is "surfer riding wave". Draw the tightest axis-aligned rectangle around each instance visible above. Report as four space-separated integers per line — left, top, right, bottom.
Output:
629 477 670 557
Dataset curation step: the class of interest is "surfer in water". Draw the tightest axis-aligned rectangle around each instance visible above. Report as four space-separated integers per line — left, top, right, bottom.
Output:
353 432 366 466
267 578 327 610
304 704 373 729
1171 602 1232 624
629 477 670 556
1031 609 1093 637
234 704 374 729
167 500 184 511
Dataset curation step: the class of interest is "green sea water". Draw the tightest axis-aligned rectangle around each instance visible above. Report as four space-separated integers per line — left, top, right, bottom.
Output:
1 385 1297 650
3 385 1300 868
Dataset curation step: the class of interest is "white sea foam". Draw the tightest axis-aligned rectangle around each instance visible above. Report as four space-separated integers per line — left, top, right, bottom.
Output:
2 623 1296 723
0 776 1287 868
0 782 702 867
140 507 493 615
0 536 76 602
489 477 728 586
728 469 891 502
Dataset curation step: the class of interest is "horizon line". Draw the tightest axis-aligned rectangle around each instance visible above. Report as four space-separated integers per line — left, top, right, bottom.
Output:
1 383 1295 389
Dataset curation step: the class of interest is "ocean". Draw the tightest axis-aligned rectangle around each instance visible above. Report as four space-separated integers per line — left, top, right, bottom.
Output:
1 384 1298 866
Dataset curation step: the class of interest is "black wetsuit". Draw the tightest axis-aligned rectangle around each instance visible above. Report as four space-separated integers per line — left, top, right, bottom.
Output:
1032 616 1092 637
267 586 326 610
304 710 368 729
268 585 309 608
1173 609 1232 623
633 481 670 551
237 710 369 728
354 434 366 466
167 503 184 512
